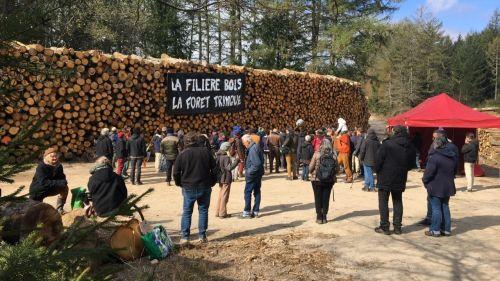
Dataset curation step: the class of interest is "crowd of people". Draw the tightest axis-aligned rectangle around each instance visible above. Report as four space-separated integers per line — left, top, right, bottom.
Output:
27 118 480 243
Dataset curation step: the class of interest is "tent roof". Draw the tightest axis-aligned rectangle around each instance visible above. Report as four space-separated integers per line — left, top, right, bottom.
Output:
387 93 500 128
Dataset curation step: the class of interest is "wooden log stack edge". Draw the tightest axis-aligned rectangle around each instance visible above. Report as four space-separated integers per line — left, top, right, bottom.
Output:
0 42 369 159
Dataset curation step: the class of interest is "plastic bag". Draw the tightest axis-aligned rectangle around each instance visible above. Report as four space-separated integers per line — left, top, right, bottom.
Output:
141 225 173 260
70 187 87 210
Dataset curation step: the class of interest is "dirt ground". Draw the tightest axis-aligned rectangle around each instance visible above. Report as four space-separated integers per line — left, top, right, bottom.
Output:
2 160 499 280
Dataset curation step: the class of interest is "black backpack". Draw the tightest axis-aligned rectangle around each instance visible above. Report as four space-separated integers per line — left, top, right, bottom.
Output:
317 153 337 183
214 156 223 182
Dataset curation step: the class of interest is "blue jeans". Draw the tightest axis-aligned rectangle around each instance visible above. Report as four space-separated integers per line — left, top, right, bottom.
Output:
429 195 451 234
244 180 261 215
302 164 310 180
363 165 375 190
426 195 432 222
181 187 212 239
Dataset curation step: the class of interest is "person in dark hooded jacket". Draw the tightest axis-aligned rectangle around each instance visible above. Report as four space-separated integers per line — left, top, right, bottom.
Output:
422 137 456 237
359 128 380 191
95 128 114 161
126 127 147 185
87 157 128 217
374 125 416 235
282 128 297 180
299 135 314 181
115 132 128 176
461 132 479 192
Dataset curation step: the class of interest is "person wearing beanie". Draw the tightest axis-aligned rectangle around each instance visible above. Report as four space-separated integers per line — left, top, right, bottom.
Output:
161 127 179 186
336 129 353 183
215 142 239 218
95 127 114 161
29 147 69 214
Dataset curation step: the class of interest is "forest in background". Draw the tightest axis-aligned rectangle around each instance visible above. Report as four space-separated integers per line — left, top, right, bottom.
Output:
1 0 499 115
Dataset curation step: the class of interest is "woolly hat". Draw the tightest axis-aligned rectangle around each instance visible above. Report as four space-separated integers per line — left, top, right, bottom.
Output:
161 127 167 132
111 127 117 132
44 147 58 157
219 142 231 152
305 135 312 142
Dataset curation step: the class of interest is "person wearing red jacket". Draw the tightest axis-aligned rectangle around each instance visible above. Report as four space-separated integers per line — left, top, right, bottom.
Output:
336 130 353 183
312 129 325 152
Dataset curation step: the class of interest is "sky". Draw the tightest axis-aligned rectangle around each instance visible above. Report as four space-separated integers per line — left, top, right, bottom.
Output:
391 0 498 40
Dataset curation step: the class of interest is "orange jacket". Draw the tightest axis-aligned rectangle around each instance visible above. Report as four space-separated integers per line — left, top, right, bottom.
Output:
337 134 350 154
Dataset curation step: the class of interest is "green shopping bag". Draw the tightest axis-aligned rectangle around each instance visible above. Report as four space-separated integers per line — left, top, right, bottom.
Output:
141 225 173 260
70 187 87 210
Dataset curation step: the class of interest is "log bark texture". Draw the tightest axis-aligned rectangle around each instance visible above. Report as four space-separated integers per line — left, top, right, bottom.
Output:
0 42 370 159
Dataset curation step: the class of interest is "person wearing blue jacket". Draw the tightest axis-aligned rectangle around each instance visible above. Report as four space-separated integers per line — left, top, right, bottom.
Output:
422 137 457 237
242 134 264 218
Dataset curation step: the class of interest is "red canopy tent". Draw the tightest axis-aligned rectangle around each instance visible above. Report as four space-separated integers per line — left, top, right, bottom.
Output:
387 93 500 172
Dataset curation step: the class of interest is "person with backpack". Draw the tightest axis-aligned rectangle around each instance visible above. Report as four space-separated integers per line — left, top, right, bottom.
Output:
309 139 338 224
215 142 239 218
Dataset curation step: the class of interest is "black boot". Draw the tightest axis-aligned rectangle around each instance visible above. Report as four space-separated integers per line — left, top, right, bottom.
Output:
316 214 322 224
374 226 391 235
322 214 327 224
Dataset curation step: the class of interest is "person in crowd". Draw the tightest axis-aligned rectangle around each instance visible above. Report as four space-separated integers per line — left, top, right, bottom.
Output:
177 129 185 151
95 128 113 161
215 142 239 218
210 128 220 152
126 127 147 185
249 128 261 145
29 147 68 214
461 132 479 192
295 128 305 178
174 132 216 244
282 127 298 180
300 135 314 181
375 125 416 235
109 127 118 167
419 129 459 226
122 126 132 178
161 128 179 186
115 132 128 176
422 136 456 237
87 156 127 217
309 139 338 224
353 128 366 178
350 129 361 177
336 130 353 183
234 130 246 178
279 129 288 171
242 134 264 218
312 129 325 152
359 128 380 192
267 128 281 173
411 132 423 170
152 128 163 173
335 118 348 135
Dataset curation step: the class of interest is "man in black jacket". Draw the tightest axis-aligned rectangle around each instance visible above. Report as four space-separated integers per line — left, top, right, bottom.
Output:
29 147 69 214
95 128 114 161
461 132 479 192
375 126 416 235
87 156 127 216
126 127 147 185
174 132 216 244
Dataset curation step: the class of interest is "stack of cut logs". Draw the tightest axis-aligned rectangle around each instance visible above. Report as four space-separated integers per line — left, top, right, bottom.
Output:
0 42 369 159
478 128 500 167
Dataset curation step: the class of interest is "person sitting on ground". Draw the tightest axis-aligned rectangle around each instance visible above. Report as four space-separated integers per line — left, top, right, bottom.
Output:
300 135 314 181
461 132 479 192
29 147 68 214
215 142 239 219
174 132 217 244
87 156 128 217
422 136 456 237
95 127 114 161
309 139 338 224
242 134 265 218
